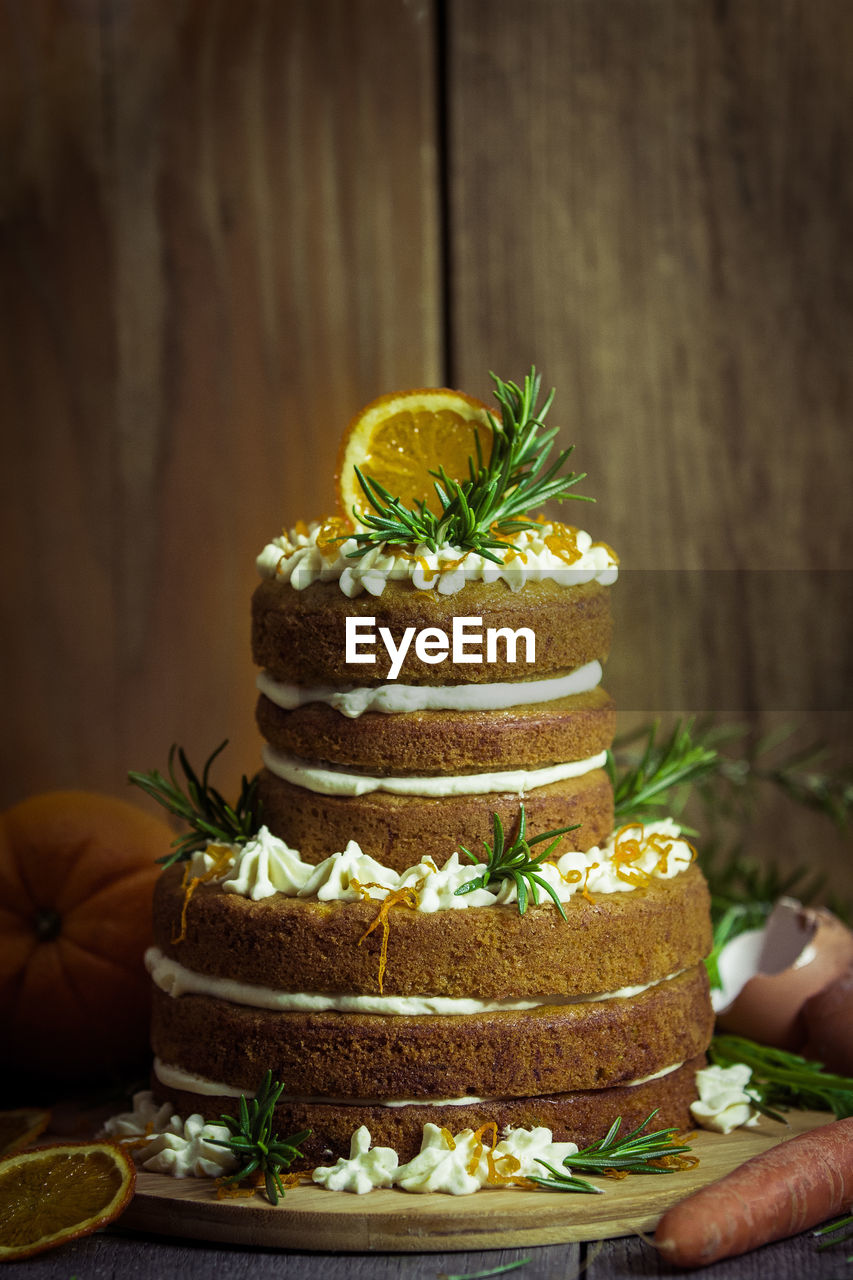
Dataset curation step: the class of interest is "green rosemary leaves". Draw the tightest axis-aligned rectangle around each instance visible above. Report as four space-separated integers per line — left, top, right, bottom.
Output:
454 806 578 918
710 1035 853 1121
128 741 260 866
347 368 592 562
530 1111 694 1193
608 719 719 824
210 1072 311 1204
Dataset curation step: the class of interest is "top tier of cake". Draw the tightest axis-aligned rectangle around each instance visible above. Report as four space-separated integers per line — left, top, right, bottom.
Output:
250 519 620 869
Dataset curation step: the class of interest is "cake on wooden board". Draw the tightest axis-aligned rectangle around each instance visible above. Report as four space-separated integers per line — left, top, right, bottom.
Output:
142 374 716 1171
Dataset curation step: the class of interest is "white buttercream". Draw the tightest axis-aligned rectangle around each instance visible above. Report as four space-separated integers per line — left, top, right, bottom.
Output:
393 1124 488 1194
99 1090 239 1178
179 820 693 911
690 1064 761 1133
153 1059 493 1106
186 827 312 900
496 1127 579 1178
262 745 608 797
146 947 679 1016
101 1090 185 1140
256 661 604 719
152 1057 685 1112
296 841 401 901
309 1125 581 1196
257 521 618 599
396 853 498 911
311 1126 399 1193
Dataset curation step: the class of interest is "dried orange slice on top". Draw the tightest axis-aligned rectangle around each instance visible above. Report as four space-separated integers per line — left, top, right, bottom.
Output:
336 388 493 520
0 1142 136 1261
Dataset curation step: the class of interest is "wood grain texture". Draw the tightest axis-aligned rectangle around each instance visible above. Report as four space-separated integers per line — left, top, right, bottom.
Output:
1 0 849 897
447 0 853 571
445 0 853 891
0 0 440 803
587 1230 852 1279
114 1111 834 1252
0 1227 840 1279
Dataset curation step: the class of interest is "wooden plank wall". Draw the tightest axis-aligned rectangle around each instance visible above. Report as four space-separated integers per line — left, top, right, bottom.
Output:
2 1 850 889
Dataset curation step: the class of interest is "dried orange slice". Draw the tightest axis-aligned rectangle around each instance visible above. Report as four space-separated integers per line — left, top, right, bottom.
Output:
0 1142 136 1261
0 1107 51 1157
336 388 493 519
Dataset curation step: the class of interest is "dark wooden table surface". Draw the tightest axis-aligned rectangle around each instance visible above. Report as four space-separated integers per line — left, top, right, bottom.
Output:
0 1226 843 1280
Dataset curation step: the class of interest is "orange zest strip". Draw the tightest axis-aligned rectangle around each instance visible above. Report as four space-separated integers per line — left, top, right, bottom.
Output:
652 1153 700 1171
315 515 354 557
581 862 599 903
215 1169 306 1201
356 884 421 993
544 522 582 565
610 823 697 889
415 556 439 582
611 823 652 889
174 844 235 944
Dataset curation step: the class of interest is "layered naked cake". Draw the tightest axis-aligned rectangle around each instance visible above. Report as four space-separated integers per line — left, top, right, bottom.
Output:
145 375 716 1172
251 535 617 868
148 829 713 1164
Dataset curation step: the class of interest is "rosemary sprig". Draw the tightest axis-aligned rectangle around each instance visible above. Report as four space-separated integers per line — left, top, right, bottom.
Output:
814 1213 853 1261
347 367 592 563
454 805 578 918
444 1263 530 1280
128 741 261 866
210 1071 311 1205
710 1035 853 1120
529 1111 693 1193
608 718 719 824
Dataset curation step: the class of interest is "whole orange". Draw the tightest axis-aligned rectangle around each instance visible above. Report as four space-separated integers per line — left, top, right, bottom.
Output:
0 791 171 1081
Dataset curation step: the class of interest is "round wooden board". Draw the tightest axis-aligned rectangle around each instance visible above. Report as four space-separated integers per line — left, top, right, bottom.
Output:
119 1109 833 1252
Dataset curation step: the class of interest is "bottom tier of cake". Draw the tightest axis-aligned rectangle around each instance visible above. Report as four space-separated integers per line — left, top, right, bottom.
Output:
150 1055 707 1168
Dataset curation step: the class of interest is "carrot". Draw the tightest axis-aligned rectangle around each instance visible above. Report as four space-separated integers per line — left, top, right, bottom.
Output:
654 1117 853 1269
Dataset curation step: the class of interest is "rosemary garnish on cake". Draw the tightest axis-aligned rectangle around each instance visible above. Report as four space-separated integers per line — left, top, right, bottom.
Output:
608 719 719 824
347 368 592 563
454 805 578 917
128 741 260 867
210 1071 311 1204
529 1111 695 1193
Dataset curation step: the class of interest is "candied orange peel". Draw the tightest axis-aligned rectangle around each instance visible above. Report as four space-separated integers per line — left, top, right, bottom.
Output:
175 843 235 944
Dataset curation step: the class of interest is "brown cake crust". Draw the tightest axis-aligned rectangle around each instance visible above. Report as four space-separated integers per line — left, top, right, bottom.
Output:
255 766 614 868
150 965 712 1101
152 862 712 1000
255 687 616 775
252 576 612 686
151 1056 705 1168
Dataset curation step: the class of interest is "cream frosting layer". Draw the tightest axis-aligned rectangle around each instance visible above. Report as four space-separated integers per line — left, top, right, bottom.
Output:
256 520 619 599
101 1094 238 1178
152 1057 684 1108
690 1064 761 1133
261 745 608 797
312 1123 581 1195
256 660 603 719
146 946 679 1016
186 820 695 907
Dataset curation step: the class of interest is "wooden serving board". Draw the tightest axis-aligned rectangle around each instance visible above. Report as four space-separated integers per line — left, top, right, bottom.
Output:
119 1109 833 1253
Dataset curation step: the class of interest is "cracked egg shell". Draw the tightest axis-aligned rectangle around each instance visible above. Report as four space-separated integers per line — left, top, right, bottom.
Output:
714 898 853 1051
